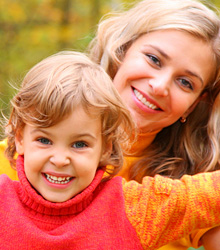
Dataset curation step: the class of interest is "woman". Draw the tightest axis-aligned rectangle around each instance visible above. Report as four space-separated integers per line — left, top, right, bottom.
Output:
1 0 220 249
88 0 220 249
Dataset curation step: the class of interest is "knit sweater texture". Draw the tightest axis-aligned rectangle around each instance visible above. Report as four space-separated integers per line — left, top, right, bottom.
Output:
0 138 212 249
118 132 208 250
0 155 220 250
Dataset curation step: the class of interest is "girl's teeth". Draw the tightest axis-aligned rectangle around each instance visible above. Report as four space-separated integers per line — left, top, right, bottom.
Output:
134 89 158 110
45 174 71 184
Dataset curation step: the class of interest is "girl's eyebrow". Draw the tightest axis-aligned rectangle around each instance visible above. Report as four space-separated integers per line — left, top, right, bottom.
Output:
30 128 51 136
31 128 98 140
71 133 98 140
147 44 204 86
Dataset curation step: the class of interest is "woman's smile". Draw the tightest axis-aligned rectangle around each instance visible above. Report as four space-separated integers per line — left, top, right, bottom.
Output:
113 29 215 133
132 87 161 111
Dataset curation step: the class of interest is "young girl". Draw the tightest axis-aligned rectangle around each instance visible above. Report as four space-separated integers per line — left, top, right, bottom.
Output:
1 51 220 250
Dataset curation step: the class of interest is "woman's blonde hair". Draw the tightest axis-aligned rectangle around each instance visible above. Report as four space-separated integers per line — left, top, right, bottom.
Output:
88 0 220 180
5 51 134 178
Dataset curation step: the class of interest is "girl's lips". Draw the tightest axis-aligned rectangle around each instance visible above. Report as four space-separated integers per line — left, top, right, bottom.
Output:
42 173 75 189
44 173 73 182
132 87 163 111
44 171 72 178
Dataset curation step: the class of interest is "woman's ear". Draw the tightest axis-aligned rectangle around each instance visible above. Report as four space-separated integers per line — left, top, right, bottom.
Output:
183 92 207 119
15 131 24 155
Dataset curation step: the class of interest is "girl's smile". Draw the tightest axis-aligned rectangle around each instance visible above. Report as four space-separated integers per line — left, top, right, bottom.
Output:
43 172 75 189
15 106 105 203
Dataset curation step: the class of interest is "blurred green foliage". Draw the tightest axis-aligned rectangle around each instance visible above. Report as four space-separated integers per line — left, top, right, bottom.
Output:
0 0 122 138
0 0 220 140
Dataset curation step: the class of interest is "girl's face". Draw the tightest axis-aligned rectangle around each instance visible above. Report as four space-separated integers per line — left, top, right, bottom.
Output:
113 29 216 133
15 106 106 203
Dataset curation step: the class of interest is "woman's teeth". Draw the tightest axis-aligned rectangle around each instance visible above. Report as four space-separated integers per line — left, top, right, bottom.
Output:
45 173 72 184
134 89 158 110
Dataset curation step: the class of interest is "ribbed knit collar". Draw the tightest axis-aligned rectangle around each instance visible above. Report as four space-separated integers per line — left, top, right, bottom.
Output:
16 155 104 216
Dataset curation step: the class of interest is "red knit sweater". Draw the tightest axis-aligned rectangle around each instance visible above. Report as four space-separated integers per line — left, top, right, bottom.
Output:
1 155 220 250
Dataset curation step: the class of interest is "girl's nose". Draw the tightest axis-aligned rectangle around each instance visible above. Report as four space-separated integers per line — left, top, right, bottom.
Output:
50 150 70 168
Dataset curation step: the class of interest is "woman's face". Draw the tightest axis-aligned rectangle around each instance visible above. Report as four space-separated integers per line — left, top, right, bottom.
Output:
113 29 216 133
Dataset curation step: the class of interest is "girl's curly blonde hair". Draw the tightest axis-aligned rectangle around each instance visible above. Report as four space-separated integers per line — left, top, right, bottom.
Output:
5 51 134 178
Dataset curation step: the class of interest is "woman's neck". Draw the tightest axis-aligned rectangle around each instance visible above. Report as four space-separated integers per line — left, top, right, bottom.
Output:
125 129 161 157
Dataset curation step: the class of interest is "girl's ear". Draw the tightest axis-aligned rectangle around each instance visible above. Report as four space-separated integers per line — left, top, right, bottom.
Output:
15 131 24 155
99 141 112 165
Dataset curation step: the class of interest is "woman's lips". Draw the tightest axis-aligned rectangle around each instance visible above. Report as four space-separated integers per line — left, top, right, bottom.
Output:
132 87 162 111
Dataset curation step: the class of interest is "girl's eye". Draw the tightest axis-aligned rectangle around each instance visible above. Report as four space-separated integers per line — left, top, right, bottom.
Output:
37 138 51 145
178 78 193 90
72 141 87 149
146 54 161 67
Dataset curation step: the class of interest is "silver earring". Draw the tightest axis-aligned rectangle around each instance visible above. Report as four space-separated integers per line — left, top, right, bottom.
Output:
180 117 186 123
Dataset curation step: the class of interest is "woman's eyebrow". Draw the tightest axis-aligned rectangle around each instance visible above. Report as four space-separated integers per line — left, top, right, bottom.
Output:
185 69 204 87
147 45 170 60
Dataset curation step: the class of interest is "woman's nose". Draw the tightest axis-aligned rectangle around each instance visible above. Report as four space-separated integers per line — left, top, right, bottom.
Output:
148 76 170 97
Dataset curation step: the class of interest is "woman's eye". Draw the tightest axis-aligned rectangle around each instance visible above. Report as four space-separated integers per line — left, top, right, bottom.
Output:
72 141 87 149
179 78 193 90
146 54 161 67
37 138 51 145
